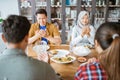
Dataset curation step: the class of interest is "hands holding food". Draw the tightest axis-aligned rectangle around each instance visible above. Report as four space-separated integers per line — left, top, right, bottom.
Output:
35 30 47 39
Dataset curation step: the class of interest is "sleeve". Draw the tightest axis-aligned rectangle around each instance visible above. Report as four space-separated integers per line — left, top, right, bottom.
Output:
29 23 38 38
71 26 83 46
53 24 60 37
74 66 83 80
46 64 59 80
29 24 36 38
88 25 96 45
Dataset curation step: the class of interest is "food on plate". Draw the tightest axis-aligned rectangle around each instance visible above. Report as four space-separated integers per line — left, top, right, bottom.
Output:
77 57 87 62
53 56 73 62
50 50 58 55
84 45 93 49
51 55 76 63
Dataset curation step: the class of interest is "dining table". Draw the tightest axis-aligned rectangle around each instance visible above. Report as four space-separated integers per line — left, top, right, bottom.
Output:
27 44 98 80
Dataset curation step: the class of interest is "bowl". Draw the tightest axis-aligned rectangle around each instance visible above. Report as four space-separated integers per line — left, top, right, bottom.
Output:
77 57 87 62
73 46 91 56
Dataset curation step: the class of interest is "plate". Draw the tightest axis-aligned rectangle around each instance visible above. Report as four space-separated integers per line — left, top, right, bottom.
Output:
51 56 76 64
73 46 91 56
49 49 70 57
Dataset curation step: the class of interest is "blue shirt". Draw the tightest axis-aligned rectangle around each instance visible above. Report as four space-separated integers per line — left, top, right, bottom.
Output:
40 26 48 44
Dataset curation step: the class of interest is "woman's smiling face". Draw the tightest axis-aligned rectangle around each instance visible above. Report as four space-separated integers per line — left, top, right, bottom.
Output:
80 14 89 26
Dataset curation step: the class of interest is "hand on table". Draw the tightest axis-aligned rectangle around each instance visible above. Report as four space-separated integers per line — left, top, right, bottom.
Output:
80 57 97 66
37 52 49 63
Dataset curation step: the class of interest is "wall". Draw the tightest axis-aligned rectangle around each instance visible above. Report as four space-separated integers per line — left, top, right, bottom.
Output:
0 33 6 54
0 0 20 19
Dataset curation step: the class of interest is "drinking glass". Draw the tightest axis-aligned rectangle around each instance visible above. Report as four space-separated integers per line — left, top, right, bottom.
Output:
33 41 49 62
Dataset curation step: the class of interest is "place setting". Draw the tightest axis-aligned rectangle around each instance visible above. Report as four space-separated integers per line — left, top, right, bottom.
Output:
71 43 94 63
48 49 76 64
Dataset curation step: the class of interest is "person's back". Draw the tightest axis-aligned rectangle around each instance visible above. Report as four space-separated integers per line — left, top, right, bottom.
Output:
0 15 58 80
0 49 57 80
74 60 107 80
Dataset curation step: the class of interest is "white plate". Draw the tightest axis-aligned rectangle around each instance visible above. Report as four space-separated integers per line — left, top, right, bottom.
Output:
49 49 70 57
51 56 76 64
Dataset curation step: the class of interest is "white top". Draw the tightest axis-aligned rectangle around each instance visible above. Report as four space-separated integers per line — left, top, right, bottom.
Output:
71 24 95 46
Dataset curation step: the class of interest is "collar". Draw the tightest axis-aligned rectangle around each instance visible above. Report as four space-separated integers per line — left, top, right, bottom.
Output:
40 25 46 30
1 48 26 56
36 22 49 29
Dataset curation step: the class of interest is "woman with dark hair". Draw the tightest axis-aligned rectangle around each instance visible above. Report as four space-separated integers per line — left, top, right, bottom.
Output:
74 22 120 80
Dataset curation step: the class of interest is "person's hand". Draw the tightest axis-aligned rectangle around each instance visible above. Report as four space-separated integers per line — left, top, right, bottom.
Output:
81 27 87 37
39 30 47 37
46 36 52 40
81 26 91 37
87 57 97 64
86 27 91 37
35 30 41 39
35 30 47 38
37 52 49 63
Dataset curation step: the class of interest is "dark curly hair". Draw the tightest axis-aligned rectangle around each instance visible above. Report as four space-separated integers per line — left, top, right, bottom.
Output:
2 15 31 43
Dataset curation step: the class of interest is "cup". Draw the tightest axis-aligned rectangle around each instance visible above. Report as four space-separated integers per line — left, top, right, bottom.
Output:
33 41 49 63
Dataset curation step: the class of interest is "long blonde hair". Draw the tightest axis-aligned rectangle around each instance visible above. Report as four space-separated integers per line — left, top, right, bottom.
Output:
95 22 120 80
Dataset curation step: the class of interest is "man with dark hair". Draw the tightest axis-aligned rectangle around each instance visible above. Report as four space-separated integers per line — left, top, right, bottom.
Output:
35 8 47 16
28 9 61 45
0 15 58 80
